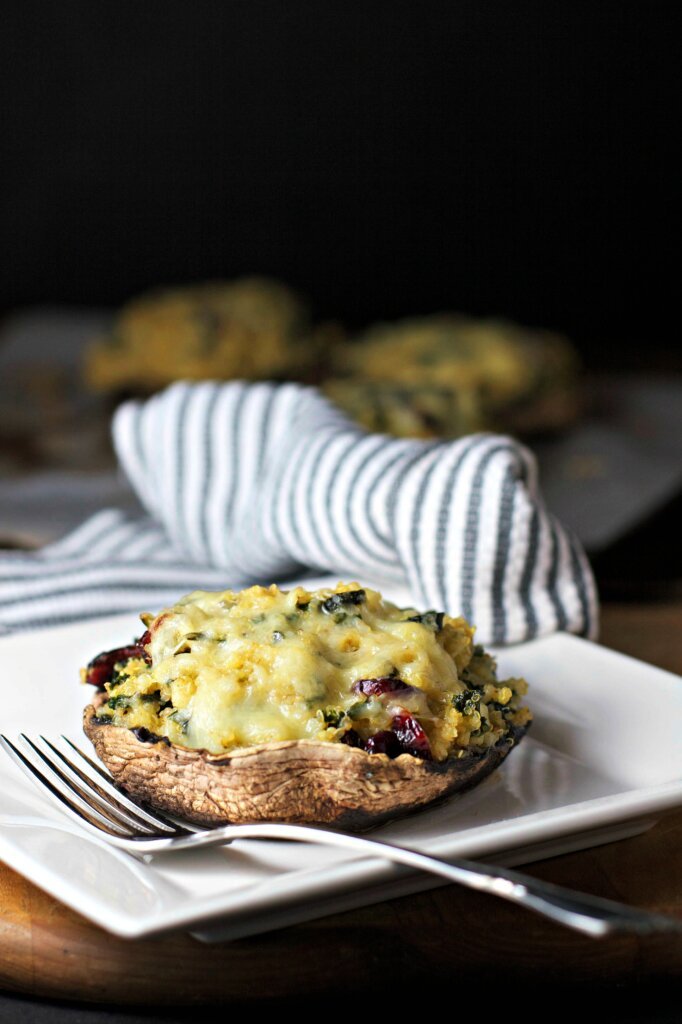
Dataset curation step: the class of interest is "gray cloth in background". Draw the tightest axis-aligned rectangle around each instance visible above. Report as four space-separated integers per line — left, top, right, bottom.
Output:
2 310 680 556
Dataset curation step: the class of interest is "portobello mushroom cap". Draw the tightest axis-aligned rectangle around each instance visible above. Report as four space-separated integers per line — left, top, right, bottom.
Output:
83 703 529 830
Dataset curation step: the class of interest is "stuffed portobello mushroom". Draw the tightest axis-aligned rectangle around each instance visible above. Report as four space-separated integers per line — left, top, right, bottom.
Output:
82 583 532 829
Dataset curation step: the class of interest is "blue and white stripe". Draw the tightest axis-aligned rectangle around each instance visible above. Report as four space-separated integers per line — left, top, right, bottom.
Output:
0 381 598 641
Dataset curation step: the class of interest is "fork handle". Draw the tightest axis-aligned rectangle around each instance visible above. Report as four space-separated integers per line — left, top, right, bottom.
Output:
156 822 682 939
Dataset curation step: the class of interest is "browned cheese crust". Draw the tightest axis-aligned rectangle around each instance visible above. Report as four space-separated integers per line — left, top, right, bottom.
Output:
83 704 529 830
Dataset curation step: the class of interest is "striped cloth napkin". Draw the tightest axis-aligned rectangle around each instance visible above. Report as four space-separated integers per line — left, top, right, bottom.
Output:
0 381 598 642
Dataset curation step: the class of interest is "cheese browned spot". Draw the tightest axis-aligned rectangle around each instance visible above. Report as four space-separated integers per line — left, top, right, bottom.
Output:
90 583 531 761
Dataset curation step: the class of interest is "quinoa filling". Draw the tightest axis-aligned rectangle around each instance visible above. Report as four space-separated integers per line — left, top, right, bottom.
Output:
83 583 531 761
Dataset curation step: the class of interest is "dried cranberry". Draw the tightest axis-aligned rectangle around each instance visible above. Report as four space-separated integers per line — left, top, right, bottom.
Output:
392 711 432 760
340 729 363 748
364 730 403 757
352 676 413 697
84 633 151 687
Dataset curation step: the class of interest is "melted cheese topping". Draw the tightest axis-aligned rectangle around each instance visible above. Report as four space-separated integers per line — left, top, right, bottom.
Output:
95 582 531 759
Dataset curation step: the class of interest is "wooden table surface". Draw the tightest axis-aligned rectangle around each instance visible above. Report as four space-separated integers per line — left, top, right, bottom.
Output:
0 601 680 1005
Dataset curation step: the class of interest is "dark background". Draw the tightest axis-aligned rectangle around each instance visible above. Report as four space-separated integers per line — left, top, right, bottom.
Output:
0 0 678 366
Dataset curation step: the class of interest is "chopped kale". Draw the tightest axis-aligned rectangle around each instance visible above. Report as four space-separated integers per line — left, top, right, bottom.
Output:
320 707 345 728
171 708 192 733
452 689 481 715
139 691 172 711
471 719 491 737
108 667 129 689
320 590 366 614
107 694 132 711
346 700 369 720
406 610 445 631
304 680 327 709
272 630 285 643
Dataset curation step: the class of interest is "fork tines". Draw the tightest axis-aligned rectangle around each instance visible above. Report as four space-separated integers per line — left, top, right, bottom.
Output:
0 734 192 841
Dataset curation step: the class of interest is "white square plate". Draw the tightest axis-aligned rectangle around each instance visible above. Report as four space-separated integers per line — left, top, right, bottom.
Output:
1 595 681 940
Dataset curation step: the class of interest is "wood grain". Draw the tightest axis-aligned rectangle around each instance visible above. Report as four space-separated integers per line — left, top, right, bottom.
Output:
0 602 680 1004
600 602 682 676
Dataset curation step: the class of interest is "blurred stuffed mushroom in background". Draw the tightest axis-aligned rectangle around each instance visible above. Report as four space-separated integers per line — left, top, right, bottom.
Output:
84 276 340 394
323 314 580 440
84 280 580 443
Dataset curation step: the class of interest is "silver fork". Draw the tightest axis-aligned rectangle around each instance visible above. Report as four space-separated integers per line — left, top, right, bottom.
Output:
2 733 680 940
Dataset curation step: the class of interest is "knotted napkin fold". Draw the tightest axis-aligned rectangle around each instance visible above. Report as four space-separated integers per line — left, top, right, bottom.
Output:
0 381 598 642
